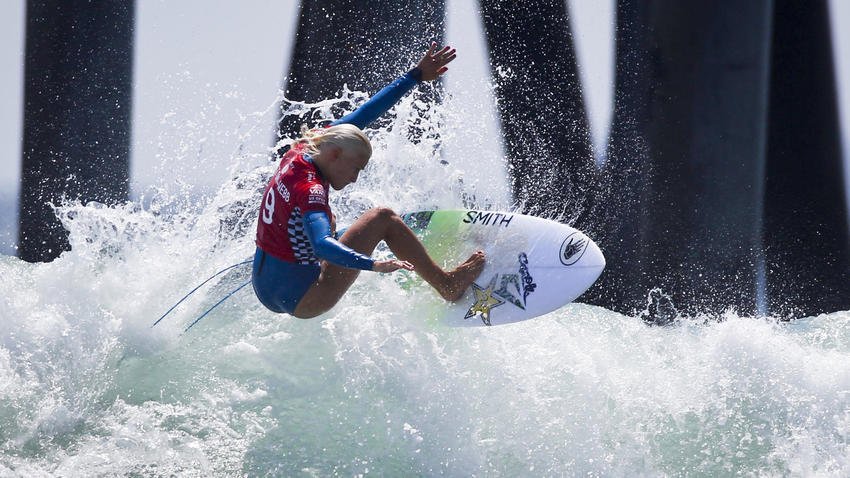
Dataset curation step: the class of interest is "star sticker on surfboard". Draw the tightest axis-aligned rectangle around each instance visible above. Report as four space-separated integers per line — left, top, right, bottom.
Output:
464 275 505 326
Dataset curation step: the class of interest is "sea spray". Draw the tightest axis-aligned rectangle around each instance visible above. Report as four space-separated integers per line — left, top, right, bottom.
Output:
1 81 849 476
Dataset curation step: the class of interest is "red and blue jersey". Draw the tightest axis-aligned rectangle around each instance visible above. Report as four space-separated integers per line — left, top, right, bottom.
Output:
255 69 421 269
255 142 332 264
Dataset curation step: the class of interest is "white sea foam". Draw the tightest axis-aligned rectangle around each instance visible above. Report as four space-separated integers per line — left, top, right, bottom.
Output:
1 82 849 477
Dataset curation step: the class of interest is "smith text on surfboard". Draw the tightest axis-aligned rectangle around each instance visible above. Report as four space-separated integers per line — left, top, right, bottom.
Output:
463 210 514 227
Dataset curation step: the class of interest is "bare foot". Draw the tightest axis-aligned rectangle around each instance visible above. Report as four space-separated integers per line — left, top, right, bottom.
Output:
439 251 486 302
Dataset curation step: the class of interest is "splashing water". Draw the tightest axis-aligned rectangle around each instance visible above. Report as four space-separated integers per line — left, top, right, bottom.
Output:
1 82 849 477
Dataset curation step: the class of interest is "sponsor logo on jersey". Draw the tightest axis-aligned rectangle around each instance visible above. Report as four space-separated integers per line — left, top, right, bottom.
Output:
462 210 514 228
276 182 290 202
308 184 326 205
559 232 588 266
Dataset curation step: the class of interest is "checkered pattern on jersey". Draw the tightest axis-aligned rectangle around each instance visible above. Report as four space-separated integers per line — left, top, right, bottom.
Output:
287 207 319 265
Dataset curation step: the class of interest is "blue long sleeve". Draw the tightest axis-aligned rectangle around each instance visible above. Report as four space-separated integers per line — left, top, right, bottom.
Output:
303 211 374 271
330 69 421 129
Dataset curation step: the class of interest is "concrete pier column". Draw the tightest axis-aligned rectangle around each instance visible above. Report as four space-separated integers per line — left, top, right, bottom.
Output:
594 0 774 315
478 0 596 225
278 0 445 142
19 0 134 262
763 0 850 318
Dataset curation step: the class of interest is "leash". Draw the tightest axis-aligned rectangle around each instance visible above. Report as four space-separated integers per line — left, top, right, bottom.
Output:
152 260 253 328
182 279 253 333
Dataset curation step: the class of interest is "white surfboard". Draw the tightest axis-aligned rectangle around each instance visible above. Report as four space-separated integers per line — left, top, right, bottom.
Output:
401 210 605 327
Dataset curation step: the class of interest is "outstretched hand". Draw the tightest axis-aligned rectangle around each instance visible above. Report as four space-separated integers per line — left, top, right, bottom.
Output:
373 259 415 273
416 42 457 81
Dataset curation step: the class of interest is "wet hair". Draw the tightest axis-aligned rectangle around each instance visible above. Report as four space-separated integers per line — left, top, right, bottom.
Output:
294 123 372 159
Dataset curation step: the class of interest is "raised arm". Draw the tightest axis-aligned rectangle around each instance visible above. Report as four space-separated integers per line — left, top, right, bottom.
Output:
331 43 457 129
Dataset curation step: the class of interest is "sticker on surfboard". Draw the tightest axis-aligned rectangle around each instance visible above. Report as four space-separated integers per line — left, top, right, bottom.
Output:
403 210 605 326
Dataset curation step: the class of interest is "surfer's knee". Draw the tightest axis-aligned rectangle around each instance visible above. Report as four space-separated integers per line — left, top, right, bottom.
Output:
365 206 400 225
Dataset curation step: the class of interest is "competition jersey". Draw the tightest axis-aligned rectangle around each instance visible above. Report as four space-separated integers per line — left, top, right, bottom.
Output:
255 142 331 264
255 69 421 266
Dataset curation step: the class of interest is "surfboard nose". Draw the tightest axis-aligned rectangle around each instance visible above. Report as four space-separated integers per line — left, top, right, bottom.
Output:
584 236 606 270
574 235 605 291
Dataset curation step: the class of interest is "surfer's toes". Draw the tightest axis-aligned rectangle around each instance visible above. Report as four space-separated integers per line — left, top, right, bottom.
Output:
442 251 486 302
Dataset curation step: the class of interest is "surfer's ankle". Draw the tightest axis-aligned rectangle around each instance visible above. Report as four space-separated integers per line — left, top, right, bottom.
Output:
438 281 466 302
438 252 486 301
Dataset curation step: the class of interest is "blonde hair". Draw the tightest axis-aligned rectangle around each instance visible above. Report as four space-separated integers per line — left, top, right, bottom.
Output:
294 123 372 159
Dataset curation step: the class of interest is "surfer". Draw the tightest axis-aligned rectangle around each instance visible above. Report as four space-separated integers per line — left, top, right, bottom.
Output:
252 43 486 318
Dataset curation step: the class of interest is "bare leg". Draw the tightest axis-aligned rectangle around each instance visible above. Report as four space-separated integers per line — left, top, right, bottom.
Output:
293 207 486 318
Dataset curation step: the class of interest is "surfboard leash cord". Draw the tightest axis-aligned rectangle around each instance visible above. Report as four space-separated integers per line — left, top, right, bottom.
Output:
182 278 253 334
152 259 254 328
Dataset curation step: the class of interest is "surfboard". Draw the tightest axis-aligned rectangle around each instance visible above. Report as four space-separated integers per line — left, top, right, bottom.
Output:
401 210 605 327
